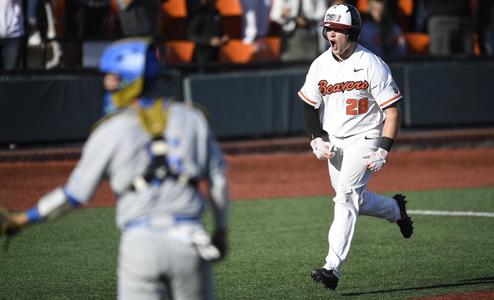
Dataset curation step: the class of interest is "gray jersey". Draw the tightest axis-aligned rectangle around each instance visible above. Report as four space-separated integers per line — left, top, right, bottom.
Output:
64 102 228 230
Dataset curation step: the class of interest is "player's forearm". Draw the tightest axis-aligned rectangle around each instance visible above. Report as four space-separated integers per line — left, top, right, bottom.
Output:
382 106 401 140
9 188 78 230
379 106 401 153
209 174 229 230
303 102 326 140
24 187 80 224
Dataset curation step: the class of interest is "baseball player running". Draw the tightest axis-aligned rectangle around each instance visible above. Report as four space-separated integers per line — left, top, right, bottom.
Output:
298 4 413 290
0 38 229 300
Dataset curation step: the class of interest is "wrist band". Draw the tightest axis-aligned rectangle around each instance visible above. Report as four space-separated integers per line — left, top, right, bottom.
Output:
380 137 394 152
27 206 42 223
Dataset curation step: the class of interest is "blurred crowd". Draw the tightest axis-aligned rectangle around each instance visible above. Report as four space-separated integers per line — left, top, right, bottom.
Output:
1 0 493 71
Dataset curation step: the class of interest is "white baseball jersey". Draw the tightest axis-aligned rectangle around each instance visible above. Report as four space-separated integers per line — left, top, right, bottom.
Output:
298 44 402 138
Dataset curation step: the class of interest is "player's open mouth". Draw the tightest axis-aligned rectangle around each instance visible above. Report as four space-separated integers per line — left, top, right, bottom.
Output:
329 40 336 49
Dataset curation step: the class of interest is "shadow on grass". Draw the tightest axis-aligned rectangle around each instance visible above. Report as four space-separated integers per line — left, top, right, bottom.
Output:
341 276 494 297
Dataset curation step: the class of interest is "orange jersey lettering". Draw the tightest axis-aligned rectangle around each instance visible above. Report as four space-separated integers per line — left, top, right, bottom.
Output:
318 80 369 96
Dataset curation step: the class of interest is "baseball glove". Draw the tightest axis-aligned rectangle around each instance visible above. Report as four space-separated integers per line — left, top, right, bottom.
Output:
0 206 20 252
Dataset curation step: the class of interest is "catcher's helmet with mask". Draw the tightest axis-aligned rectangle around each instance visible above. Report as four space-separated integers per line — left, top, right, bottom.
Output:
99 38 161 114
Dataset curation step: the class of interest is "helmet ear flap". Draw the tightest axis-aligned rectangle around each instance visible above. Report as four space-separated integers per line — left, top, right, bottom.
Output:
348 29 357 42
322 27 328 41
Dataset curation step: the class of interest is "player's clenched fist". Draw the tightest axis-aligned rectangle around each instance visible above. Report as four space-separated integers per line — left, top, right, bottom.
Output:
310 137 336 160
364 148 388 172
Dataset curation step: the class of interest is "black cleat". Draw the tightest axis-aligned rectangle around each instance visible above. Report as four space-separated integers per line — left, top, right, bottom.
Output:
311 268 338 290
393 194 414 238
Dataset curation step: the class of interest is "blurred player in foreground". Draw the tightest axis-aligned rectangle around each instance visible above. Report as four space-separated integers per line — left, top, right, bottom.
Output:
298 4 413 290
0 37 229 300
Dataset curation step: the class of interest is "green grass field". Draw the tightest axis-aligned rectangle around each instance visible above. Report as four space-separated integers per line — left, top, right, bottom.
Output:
1 188 494 299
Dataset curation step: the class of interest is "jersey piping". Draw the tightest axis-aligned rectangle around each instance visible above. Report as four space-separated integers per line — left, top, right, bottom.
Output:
379 94 402 109
298 90 317 106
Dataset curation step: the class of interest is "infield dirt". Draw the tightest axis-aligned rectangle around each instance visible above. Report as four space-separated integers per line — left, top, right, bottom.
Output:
1 147 494 209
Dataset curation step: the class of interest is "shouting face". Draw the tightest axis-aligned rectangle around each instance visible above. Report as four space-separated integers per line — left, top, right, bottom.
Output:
324 27 356 60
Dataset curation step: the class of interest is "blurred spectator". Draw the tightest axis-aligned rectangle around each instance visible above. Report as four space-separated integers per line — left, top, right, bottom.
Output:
0 0 25 70
116 0 160 36
359 0 406 59
328 0 356 6
412 0 428 32
42 1 64 69
477 0 494 55
426 0 474 56
186 0 228 64
270 0 327 61
27 0 41 46
186 0 201 10
240 0 271 44
62 0 112 67
63 0 112 39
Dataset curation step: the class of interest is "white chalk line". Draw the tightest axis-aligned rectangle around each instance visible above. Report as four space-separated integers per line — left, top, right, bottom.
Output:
408 210 494 218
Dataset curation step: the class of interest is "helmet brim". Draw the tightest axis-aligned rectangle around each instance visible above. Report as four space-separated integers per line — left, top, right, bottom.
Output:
321 21 354 30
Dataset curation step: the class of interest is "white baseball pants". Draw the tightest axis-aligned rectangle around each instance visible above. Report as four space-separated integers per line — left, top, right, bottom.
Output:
322 130 401 278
